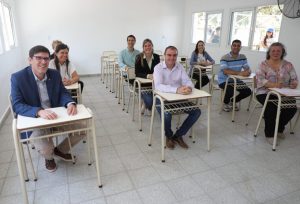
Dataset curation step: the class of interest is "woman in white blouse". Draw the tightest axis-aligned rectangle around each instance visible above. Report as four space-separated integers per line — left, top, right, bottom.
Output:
49 43 83 91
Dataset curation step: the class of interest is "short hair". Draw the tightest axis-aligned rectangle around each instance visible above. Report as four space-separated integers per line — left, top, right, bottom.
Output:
127 35 136 41
266 42 287 60
164 46 178 55
29 45 50 58
55 43 69 53
51 40 62 50
232 39 241 45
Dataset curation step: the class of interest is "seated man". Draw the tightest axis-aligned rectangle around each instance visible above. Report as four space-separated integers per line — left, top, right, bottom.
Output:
218 39 252 112
153 46 201 149
118 34 140 71
11 45 84 172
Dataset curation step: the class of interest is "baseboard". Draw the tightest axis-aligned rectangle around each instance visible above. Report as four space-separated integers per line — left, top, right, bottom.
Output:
79 74 101 77
0 106 10 128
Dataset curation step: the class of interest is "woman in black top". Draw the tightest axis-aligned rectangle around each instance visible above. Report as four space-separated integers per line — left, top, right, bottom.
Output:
135 39 160 111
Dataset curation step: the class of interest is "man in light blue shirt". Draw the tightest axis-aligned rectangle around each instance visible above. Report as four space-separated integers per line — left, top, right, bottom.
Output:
154 46 201 150
118 35 140 71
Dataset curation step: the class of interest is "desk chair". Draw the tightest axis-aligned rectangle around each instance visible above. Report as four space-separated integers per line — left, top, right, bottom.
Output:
100 51 117 83
119 68 136 111
9 96 76 181
209 64 224 106
8 95 37 182
178 56 189 73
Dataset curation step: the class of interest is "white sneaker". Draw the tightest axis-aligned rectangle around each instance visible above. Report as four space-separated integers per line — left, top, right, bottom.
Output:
229 101 239 111
266 137 280 146
223 104 232 112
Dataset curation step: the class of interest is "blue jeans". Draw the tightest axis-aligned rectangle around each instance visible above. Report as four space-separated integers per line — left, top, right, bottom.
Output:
156 99 201 138
141 92 153 110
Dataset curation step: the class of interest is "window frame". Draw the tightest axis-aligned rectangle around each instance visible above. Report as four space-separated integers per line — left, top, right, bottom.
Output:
0 1 17 54
228 4 282 50
191 10 223 45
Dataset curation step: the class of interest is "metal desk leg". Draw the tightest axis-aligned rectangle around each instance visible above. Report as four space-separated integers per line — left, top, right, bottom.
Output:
13 119 29 204
232 78 237 122
273 94 281 151
254 92 271 137
148 96 156 147
91 118 102 187
207 96 211 151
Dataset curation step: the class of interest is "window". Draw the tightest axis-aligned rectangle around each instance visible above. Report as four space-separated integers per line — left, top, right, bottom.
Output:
192 11 222 44
229 5 282 51
0 1 17 53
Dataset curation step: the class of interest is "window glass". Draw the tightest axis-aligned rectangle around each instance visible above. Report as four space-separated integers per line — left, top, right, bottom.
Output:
192 12 205 44
230 11 253 46
206 13 222 44
252 5 282 51
0 2 16 52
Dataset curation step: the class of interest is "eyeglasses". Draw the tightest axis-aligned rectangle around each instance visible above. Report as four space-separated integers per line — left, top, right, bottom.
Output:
33 56 50 62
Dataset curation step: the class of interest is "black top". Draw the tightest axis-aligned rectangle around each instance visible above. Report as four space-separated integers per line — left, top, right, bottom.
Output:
135 53 160 78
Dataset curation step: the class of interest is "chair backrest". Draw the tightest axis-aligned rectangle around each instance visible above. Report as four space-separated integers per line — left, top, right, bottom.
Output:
212 64 221 75
127 67 136 80
8 95 17 119
102 51 117 57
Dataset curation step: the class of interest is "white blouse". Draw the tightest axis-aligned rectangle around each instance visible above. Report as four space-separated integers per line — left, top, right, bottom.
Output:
49 59 76 80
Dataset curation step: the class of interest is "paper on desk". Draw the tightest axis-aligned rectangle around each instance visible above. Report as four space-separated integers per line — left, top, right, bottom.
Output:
270 88 300 97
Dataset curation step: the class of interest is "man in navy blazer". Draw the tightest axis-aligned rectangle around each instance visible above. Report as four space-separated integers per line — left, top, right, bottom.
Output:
11 45 84 172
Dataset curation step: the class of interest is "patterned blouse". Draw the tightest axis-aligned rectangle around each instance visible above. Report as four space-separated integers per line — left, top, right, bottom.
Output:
256 59 298 95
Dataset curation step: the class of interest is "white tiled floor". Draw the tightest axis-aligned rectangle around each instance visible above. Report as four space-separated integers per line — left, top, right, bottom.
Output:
0 76 300 204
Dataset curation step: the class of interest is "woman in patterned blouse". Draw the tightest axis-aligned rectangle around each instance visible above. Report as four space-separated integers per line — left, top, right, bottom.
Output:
256 42 298 145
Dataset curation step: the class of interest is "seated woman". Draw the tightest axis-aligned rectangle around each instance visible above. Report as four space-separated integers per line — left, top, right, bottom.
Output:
256 42 298 145
189 40 215 89
135 39 160 112
50 40 62 60
49 43 84 94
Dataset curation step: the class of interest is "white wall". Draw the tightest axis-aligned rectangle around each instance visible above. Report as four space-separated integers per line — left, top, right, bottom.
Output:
16 0 185 75
182 0 300 78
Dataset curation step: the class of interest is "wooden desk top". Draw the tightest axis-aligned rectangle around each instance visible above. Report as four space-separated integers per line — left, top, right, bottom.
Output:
228 73 255 80
17 104 92 131
193 65 213 70
135 77 153 84
65 82 79 90
269 88 300 97
155 89 211 102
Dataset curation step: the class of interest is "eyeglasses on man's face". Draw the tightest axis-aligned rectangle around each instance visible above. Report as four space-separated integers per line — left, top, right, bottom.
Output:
32 56 50 62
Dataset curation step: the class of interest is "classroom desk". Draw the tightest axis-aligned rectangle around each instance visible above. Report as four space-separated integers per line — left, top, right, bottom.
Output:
149 89 211 162
191 65 213 90
132 77 153 131
254 88 300 151
65 82 82 104
222 73 255 122
12 104 102 204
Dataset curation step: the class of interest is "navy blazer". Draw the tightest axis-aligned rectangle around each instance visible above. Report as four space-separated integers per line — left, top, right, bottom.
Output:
11 66 74 118
135 53 160 79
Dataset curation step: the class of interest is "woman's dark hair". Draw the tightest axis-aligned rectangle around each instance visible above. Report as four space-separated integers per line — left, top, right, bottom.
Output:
194 40 205 55
266 42 286 60
54 43 70 74
263 32 273 46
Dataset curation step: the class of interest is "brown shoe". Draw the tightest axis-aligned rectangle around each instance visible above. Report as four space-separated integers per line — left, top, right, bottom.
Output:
166 138 175 150
54 147 75 162
45 159 57 172
173 137 189 149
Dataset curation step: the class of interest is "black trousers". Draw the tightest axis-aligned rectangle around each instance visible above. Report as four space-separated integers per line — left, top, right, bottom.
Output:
192 73 209 89
219 81 252 104
256 94 297 138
